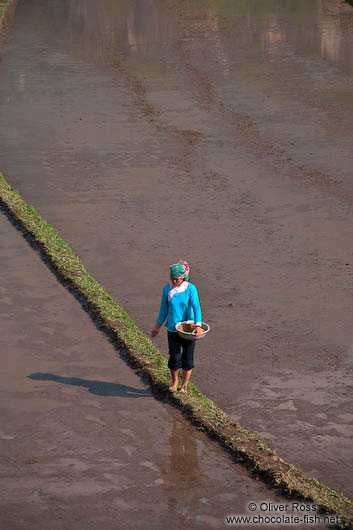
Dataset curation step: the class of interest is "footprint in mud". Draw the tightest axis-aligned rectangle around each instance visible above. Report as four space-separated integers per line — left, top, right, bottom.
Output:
119 428 136 439
0 431 14 440
275 400 298 411
85 415 106 425
121 445 137 457
146 478 165 487
58 458 91 472
103 473 134 491
139 461 159 473
35 439 57 450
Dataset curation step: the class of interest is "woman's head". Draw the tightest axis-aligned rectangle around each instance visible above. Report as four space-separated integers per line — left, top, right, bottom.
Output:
170 260 190 285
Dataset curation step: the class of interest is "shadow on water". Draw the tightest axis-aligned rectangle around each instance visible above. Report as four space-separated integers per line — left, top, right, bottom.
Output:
28 372 152 398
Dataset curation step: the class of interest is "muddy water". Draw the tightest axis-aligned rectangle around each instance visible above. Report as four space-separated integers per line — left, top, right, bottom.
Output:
0 0 353 501
0 211 325 530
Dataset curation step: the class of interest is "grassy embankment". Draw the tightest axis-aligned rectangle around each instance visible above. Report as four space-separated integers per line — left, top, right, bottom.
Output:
0 0 10 17
0 172 353 528
0 0 17 33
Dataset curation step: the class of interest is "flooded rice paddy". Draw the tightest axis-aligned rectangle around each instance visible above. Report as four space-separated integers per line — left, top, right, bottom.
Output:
0 0 353 522
3 211 307 530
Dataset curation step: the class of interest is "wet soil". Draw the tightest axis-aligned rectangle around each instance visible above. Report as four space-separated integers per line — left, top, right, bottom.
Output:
0 0 352 504
0 208 326 530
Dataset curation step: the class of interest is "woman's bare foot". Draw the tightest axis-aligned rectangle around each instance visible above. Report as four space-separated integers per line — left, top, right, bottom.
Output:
169 369 179 393
180 369 192 395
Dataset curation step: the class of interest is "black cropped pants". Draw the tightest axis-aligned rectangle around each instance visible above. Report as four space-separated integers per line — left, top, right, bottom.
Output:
167 331 196 371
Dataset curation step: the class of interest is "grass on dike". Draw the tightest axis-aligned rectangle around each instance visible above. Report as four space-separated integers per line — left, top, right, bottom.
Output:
0 0 11 18
0 171 352 527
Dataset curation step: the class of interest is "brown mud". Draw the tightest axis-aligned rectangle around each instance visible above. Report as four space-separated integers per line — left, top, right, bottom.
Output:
0 203 327 530
0 0 352 507
2 172 353 526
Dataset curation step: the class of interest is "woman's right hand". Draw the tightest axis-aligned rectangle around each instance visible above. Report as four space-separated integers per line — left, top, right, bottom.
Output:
151 323 161 338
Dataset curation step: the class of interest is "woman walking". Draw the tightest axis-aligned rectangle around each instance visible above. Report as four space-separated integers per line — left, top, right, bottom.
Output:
151 260 203 394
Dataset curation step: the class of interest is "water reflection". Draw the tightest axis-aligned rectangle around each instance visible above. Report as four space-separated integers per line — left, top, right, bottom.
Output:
25 0 353 74
28 0 172 65
169 418 200 484
166 419 209 527
260 18 286 57
317 1 353 63
256 0 353 68
185 0 353 72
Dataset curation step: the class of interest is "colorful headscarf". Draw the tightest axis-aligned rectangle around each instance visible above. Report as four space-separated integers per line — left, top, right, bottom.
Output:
170 260 190 281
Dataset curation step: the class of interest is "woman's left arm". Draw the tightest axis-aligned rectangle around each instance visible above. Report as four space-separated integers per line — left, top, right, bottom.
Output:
190 285 203 336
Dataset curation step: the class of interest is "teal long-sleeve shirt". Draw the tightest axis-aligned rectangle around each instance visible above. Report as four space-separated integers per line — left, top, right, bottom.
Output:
157 282 202 332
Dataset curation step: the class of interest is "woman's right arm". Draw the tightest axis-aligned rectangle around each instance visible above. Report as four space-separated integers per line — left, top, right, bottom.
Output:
151 288 168 337
157 287 168 325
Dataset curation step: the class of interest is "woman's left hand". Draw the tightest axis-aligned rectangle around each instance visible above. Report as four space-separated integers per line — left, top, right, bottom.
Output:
193 325 203 337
